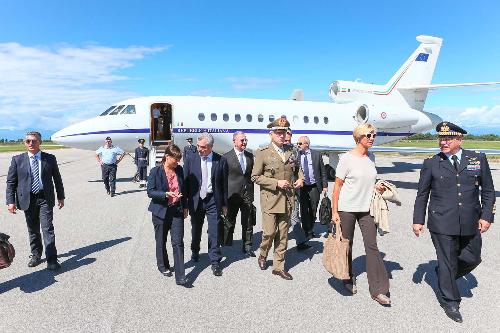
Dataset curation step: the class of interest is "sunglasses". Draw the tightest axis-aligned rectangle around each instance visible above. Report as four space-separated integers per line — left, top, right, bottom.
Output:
363 133 377 139
238 139 248 142
297 142 306 145
25 139 39 144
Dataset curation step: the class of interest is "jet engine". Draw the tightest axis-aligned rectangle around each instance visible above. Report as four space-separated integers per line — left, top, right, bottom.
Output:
353 104 419 129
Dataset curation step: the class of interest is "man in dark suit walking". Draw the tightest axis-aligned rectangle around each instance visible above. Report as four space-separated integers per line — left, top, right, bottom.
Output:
413 122 495 323
6 131 65 270
223 131 255 257
297 136 328 240
183 132 228 276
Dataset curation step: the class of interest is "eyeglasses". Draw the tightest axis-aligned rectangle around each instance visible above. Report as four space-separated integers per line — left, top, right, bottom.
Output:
238 139 248 142
438 136 457 142
25 139 39 144
297 142 305 145
363 133 377 139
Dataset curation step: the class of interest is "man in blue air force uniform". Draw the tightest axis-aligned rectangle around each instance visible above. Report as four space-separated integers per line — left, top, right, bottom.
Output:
413 122 495 323
134 139 149 188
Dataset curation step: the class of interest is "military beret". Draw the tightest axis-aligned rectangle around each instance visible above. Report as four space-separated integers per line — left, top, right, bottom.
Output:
267 116 290 131
436 121 467 136
138 138 145 143
105 136 112 140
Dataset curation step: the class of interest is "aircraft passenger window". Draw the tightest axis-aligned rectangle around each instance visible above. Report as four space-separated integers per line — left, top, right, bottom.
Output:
246 114 252 122
120 105 136 115
258 114 264 122
109 105 125 115
269 115 275 122
324 117 329 124
223 113 229 121
314 116 319 124
304 116 309 123
211 113 217 121
235 114 241 122
100 105 116 116
198 113 205 121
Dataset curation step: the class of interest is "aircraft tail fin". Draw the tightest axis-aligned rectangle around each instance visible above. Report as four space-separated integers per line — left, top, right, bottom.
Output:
377 35 442 110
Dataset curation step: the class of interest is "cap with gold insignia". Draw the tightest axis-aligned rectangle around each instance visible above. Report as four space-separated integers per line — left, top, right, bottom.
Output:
138 138 145 144
105 136 112 140
436 121 467 136
267 116 290 131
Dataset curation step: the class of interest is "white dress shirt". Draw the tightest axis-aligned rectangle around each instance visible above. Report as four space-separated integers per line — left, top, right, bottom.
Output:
27 151 43 190
200 152 213 193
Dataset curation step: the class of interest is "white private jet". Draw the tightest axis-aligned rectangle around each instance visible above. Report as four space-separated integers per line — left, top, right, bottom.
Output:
51 35 500 169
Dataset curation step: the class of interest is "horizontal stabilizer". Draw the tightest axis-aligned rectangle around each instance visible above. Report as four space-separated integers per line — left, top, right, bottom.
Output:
398 81 500 91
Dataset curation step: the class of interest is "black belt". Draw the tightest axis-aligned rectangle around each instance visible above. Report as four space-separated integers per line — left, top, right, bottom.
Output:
201 193 213 200
31 190 45 198
303 183 317 187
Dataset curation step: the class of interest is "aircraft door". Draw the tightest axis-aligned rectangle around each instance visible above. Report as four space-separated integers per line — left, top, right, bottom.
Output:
150 103 173 145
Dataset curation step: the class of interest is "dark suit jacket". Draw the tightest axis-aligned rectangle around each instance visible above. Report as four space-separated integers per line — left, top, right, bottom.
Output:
147 165 187 219
183 152 228 215
6 151 65 210
301 149 328 192
223 149 254 202
413 150 495 236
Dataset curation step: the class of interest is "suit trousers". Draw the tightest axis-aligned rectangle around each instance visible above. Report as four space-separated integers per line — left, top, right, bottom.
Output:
430 231 482 306
24 192 57 261
152 208 185 281
225 195 253 250
339 211 389 296
137 165 148 181
190 194 222 265
300 184 320 236
289 194 307 244
260 211 289 271
101 164 117 194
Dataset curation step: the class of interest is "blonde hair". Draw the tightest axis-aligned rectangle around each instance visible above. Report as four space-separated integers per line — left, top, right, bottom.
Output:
353 124 377 143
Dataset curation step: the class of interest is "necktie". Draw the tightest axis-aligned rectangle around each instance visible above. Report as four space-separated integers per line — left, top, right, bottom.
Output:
303 152 310 184
239 152 245 173
31 156 40 194
452 155 459 171
200 156 208 199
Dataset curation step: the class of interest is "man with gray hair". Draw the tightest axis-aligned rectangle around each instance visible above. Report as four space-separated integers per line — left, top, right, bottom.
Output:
223 131 255 256
6 131 65 270
183 132 228 276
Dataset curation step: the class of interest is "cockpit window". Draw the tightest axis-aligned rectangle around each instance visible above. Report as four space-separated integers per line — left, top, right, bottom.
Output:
120 105 136 115
109 105 125 115
100 105 116 116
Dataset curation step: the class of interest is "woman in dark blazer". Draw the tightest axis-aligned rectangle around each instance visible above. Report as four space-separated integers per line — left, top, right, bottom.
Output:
147 144 189 286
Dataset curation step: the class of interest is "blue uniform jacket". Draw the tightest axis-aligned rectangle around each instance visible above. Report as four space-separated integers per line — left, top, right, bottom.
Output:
413 150 495 236
147 165 187 219
134 147 149 167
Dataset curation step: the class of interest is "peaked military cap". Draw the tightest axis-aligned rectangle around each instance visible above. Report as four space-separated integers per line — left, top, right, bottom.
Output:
105 136 112 140
436 121 467 136
267 116 290 131
138 138 145 143
186 137 193 142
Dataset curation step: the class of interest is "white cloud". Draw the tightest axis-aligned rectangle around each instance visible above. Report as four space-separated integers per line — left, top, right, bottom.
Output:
427 105 500 132
223 76 284 91
0 42 168 131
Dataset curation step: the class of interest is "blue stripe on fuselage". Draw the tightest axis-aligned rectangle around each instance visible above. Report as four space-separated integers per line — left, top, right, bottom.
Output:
55 127 414 138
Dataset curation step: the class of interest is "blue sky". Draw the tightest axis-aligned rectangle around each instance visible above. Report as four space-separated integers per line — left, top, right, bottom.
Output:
1 0 499 138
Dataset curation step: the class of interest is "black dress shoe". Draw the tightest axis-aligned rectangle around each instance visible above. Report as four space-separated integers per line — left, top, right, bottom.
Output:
441 305 463 323
47 260 61 271
28 255 42 267
176 278 189 286
191 252 200 262
272 270 293 280
106 190 111 195
306 232 318 240
258 256 267 270
296 242 312 251
161 270 173 277
243 249 256 257
212 264 223 276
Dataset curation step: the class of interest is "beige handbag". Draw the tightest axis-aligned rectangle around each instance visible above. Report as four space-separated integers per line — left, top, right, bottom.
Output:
322 223 350 280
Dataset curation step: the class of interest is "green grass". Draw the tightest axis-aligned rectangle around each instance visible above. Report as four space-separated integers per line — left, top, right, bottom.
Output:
0 144 66 153
383 140 500 149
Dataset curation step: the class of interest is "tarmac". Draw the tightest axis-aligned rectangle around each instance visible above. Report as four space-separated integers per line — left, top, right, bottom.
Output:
0 148 499 332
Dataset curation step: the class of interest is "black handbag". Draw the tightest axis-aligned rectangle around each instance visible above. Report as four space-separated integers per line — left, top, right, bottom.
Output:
319 193 332 225
0 232 15 269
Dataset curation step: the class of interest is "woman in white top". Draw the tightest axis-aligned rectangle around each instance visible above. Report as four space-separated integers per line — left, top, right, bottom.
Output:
331 123 391 305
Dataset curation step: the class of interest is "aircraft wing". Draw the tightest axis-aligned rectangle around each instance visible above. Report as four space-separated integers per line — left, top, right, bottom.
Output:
310 144 500 156
398 81 500 91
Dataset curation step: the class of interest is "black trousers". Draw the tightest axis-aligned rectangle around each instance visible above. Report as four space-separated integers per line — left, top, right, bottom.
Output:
299 184 320 236
101 164 117 194
339 211 389 296
137 165 148 181
152 207 185 281
225 194 253 251
24 192 57 261
430 231 482 307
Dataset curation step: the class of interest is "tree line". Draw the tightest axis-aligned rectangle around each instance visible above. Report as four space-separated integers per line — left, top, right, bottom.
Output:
408 133 500 141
